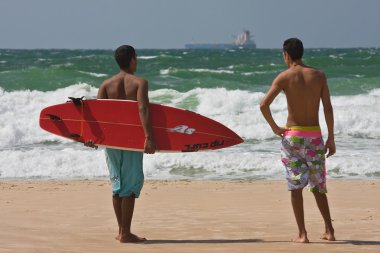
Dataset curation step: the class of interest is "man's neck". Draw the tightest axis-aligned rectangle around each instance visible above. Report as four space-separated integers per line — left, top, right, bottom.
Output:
287 59 303 68
121 68 134 75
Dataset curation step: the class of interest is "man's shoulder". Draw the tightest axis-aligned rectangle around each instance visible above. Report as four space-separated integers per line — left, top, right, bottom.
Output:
99 77 112 88
304 66 325 77
284 66 326 80
102 73 123 86
276 69 292 81
125 74 147 85
133 76 148 87
306 68 327 84
135 75 148 83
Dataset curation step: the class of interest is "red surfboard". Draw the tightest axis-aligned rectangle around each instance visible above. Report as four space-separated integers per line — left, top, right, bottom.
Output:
39 98 243 152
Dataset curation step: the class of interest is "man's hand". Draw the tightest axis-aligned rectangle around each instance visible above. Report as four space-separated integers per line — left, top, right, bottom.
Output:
84 140 98 150
273 126 290 138
144 138 157 154
324 137 336 158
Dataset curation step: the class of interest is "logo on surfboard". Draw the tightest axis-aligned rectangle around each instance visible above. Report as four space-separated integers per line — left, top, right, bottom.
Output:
167 125 196 135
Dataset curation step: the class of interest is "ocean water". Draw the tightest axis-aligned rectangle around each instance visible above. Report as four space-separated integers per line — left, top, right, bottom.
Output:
1 48 380 180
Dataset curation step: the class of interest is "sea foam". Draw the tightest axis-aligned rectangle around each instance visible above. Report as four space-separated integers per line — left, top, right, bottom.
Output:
1 84 379 180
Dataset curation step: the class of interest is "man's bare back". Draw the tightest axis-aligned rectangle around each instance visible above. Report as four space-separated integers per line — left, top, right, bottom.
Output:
260 62 333 140
278 64 326 126
97 72 147 101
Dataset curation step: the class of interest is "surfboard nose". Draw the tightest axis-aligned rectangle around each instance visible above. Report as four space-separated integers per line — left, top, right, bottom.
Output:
229 131 244 146
236 135 244 144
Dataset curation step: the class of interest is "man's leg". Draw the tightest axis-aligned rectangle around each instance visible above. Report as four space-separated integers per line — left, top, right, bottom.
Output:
291 188 309 243
112 195 122 240
119 195 147 243
313 192 335 241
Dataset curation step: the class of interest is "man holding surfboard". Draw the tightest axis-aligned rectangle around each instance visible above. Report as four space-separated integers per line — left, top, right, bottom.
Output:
260 38 335 243
86 45 156 243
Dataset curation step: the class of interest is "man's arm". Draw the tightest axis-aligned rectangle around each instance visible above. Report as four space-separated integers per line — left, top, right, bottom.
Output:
320 73 336 157
260 74 288 137
137 79 156 154
84 82 107 149
97 82 108 99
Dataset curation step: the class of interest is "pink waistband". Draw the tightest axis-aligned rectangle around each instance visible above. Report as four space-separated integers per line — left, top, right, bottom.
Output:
284 130 322 138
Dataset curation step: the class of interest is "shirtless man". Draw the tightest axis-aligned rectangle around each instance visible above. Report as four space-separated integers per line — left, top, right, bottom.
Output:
260 38 336 243
87 45 156 243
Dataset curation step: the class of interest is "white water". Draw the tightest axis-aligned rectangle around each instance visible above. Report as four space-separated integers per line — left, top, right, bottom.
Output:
1 84 380 180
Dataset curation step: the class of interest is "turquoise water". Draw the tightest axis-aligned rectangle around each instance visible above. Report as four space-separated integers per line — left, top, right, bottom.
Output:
1 48 379 95
1 48 380 180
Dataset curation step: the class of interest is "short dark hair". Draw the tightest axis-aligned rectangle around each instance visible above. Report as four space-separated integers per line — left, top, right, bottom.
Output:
114 45 136 69
283 38 304 61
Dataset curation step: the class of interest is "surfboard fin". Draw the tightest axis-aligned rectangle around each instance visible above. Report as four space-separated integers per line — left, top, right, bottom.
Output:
69 132 81 139
68 96 85 106
46 114 62 121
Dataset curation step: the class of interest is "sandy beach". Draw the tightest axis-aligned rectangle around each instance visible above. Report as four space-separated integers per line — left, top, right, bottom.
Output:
0 179 379 253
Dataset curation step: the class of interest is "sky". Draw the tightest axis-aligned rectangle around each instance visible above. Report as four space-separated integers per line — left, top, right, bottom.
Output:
1 0 379 49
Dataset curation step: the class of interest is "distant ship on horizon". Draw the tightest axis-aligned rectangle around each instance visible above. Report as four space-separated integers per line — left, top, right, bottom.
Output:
185 30 256 50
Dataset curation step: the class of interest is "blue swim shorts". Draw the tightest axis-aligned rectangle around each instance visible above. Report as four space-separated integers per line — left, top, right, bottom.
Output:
105 148 144 198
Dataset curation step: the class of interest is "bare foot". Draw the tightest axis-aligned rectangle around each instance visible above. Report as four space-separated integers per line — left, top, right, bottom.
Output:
115 234 121 240
321 232 335 241
292 233 309 243
120 233 147 243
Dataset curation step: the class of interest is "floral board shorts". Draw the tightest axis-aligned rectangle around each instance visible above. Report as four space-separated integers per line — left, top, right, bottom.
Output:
281 126 327 193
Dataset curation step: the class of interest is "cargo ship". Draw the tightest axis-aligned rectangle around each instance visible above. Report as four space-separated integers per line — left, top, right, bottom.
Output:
185 30 256 49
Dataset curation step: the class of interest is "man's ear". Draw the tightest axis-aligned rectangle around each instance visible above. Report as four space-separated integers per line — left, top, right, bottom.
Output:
283 51 291 65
